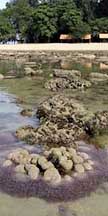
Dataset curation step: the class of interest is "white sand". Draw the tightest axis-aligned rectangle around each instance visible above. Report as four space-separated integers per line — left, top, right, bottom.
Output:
0 43 108 51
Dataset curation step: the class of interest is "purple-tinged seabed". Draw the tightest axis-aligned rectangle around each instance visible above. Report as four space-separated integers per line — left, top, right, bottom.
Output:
0 142 108 202
0 91 108 202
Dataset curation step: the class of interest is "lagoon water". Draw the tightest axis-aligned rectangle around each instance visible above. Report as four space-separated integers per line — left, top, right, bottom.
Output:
0 60 108 216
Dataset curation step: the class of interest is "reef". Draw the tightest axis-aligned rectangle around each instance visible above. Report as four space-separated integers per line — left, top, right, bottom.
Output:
1 142 108 201
16 95 108 148
3 146 93 184
2 94 108 201
45 69 91 92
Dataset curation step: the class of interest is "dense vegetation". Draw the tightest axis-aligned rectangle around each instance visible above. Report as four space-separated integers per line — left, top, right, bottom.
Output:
0 0 108 42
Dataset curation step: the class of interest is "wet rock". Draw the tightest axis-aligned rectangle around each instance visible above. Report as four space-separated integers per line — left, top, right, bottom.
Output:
38 156 47 168
63 175 72 182
45 67 91 92
53 69 81 78
84 111 108 136
89 72 108 82
20 109 33 117
83 162 93 171
78 152 89 160
24 67 36 76
16 95 108 152
44 167 61 185
68 148 77 158
72 155 84 164
16 126 36 140
59 158 73 173
16 95 94 147
18 121 79 148
8 148 30 164
75 164 85 173
4 147 94 184
30 154 39 165
37 95 88 123
3 160 13 167
15 164 26 174
27 165 39 180
40 161 54 171
51 148 62 159
87 160 94 166
45 77 91 92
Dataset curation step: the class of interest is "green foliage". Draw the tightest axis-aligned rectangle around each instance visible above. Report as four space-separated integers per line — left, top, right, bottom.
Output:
90 17 108 33
0 0 107 42
0 12 15 41
26 4 57 42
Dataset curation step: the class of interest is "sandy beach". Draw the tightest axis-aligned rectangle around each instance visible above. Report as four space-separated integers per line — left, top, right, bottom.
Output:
0 43 108 51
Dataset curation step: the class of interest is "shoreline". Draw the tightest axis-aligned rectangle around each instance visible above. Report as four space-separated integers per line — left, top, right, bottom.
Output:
0 43 108 51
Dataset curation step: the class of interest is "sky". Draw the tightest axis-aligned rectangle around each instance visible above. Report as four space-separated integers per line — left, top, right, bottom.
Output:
0 0 9 9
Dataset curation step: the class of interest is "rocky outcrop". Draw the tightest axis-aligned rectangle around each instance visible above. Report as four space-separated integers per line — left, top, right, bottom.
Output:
89 72 108 83
53 69 81 78
45 69 91 92
16 95 89 147
24 67 43 76
16 95 108 148
45 77 91 92
3 146 94 185
84 111 108 136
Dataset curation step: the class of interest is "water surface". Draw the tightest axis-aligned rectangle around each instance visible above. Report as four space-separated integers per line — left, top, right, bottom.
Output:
0 59 108 216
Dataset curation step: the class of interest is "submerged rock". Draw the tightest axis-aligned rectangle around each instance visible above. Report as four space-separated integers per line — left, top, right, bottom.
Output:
20 109 34 117
3 146 94 185
45 77 91 92
15 164 26 174
75 164 85 173
44 167 61 185
90 72 108 83
84 111 108 136
27 165 39 180
3 160 13 167
83 162 93 171
53 69 81 78
16 95 108 148
45 68 91 92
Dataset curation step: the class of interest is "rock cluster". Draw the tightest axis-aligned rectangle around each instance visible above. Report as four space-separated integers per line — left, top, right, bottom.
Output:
16 95 88 147
16 95 108 147
45 69 91 92
84 111 108 136
3 147 94 185
16 121 82 147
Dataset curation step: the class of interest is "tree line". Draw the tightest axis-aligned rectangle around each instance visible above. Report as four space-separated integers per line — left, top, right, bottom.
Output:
0 0 108 43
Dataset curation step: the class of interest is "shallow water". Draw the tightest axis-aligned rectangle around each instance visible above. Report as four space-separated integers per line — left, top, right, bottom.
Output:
0 60 108 215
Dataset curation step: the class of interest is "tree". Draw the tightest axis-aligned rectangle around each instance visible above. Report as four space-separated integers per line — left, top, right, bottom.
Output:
25 4 57 42
90 17 108 33
74 0 99 21
6 0 32 40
